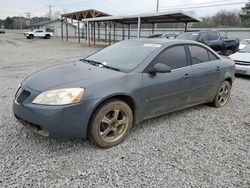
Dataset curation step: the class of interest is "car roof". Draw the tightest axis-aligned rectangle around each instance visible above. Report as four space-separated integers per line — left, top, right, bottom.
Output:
123 38 203 46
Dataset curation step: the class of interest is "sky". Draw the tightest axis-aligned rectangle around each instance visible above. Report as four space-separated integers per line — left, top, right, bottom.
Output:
0 0 247 19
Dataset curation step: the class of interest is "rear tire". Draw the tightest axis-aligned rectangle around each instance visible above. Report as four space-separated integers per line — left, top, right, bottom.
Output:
89 100 133 148
45 34 50 39
224 49 233 56
28 34 34 39
211 81 231 108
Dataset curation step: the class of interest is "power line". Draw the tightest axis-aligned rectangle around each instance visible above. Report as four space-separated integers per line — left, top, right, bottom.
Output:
160 1 248 11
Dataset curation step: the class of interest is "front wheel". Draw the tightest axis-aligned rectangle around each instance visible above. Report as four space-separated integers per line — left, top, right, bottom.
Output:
89 100 133 148
211 81 231 108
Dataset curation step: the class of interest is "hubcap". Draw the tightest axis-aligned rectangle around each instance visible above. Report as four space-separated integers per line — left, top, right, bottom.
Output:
218 84 230 106
99 109 128 142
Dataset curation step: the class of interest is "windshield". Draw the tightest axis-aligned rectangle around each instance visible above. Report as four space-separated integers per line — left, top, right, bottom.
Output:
239 44 250 53
176 32 198 40
85 41 161 72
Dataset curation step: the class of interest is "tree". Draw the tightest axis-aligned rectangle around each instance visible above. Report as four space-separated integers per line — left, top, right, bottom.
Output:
240 1 250 26
0 19 4 28
212 10 240 27
4 17 13 29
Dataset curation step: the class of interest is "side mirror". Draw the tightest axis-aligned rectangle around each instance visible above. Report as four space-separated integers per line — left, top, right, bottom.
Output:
148 63 171 74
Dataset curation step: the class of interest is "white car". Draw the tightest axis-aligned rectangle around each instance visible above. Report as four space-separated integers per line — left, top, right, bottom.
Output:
230 45 250 76
24 29 53 39
239 39 250 50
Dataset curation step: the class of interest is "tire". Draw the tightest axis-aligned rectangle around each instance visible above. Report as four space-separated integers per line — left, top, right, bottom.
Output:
29 35 34 39
89 100 133 148
45 34 50 39
224 49 233 56
211 81 231 108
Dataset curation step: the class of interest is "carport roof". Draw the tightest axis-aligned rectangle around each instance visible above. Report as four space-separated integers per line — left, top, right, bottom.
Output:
61 9 111 20
83 10 201 24
30 19 76 27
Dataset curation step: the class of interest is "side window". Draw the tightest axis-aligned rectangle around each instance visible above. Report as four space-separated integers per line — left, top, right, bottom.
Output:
154 46 188 70
207 32 219 40
189 45 210 65
208 51 219 61
198 33 208 42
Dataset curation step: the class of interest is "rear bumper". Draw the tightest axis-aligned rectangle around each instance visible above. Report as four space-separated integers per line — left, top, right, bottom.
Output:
235 64 250 76
13 87 99 139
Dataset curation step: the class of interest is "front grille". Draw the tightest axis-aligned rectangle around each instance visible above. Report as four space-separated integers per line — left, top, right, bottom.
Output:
16 89 31 104
235 60 250 66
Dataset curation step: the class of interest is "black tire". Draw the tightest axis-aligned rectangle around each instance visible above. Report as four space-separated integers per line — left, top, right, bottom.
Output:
224 49 233 56
211 81 231 108
45 34 50 39
89 100 133 148
29 34 34 39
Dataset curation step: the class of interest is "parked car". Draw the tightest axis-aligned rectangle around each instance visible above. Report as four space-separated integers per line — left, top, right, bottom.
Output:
229 44 250 76
175 30 239 56
24 29 53 39
0 30 5 34
147 33 178 39
13 39 235 148
239 39 250 50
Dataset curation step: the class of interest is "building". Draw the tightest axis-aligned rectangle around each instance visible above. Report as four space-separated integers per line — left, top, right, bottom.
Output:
30 19 77 37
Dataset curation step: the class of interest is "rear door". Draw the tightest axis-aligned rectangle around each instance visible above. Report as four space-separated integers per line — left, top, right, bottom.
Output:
187 44 223 103
142 45 192 118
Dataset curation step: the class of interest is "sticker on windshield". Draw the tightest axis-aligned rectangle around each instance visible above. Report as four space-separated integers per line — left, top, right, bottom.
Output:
143 43 162 48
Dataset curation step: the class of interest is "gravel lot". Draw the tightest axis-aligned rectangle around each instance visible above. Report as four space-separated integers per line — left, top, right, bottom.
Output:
0 33 249 188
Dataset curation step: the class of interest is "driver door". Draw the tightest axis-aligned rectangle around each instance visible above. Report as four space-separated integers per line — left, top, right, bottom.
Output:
142 45 192 119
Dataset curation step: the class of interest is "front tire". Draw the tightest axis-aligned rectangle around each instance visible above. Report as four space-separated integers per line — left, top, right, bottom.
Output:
89 100 133 148
211 81 231 108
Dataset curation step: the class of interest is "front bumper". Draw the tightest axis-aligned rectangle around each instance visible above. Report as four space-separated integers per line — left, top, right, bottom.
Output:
13 86 98 139
235 64 250 76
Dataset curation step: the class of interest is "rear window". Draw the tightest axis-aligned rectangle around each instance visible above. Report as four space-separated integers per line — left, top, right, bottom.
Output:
176 32 198 40
207 32 219 40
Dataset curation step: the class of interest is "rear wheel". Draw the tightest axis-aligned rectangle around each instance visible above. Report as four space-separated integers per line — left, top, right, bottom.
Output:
211 81 231 108
45 34 50 39
224 49 233 56
28 34 34 39
89 100 133 148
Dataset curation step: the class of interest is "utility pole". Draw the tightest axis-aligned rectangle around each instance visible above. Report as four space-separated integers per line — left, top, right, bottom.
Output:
154 0 160 34
156 0 159 12
19 16 22 30
47 5 53 20
25 12 31 19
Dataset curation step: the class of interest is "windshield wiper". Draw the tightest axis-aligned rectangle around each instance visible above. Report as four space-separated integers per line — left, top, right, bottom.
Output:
81 59 121 72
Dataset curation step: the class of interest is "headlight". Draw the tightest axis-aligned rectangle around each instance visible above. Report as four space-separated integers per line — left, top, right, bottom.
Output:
32 88 84 105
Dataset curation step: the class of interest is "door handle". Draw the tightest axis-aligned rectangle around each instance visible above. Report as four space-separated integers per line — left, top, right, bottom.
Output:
183 73 190 79
216 66 221 71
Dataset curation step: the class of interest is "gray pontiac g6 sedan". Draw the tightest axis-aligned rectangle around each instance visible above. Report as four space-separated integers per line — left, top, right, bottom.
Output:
13 39 235 148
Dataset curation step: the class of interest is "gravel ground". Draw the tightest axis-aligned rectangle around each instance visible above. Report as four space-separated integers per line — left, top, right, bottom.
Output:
0 33 249 188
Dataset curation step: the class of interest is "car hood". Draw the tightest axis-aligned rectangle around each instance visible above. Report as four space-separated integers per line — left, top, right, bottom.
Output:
22 60 125 92
230 52 250 62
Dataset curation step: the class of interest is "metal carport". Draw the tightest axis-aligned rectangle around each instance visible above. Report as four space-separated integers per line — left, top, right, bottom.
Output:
83 11 201 46
61 9 110 42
